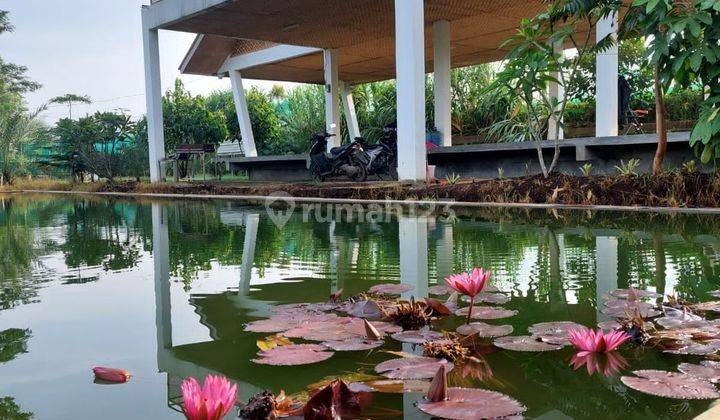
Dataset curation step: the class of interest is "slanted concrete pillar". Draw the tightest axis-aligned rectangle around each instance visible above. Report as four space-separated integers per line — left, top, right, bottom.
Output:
433 21 452 147
548 41 565 141
596 13 619 137
596 236 618 323
399 213 429 300
340 82 361 141
229 71 258 157
394 0 427 181
239 212 259 295
152 203 171 350
324 49 341 151
142 11 165 183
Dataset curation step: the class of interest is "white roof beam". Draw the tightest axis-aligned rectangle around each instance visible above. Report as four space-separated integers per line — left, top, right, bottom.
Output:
219 44 322 74
142 0 234 31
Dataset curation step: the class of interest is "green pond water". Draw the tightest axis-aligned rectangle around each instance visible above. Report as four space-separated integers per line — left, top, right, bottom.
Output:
1 194 720 419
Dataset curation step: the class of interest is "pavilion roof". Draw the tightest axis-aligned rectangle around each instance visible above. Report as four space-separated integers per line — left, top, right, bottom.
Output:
176 0 553 84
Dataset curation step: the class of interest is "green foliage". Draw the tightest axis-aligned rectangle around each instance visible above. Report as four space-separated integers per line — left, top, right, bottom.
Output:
279 84 326 152
161 79 228 153
45 111 146 181
580 163 594 176
0 106 45 184
615 158 641 176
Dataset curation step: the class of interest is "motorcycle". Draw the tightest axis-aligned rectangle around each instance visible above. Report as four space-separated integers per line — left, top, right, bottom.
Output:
307 132 369 182
354 123 398 180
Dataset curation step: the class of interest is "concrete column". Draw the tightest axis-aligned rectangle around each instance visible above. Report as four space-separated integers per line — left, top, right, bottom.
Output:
324 49 341 151
433 21 452 147
152 203 171 350
229 71 258 157
596 236 618 323
239 212 259 295
142 12 165 183
548 41 565 141
399 213 429 300
395 0 428 181
340 82 361 141
596 13 619 137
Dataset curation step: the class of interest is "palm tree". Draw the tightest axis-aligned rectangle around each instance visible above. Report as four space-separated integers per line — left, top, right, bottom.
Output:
49 94 91 119
0 105 45 186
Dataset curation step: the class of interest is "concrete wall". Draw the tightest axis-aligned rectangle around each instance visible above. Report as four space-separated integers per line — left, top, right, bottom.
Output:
219 132 696 182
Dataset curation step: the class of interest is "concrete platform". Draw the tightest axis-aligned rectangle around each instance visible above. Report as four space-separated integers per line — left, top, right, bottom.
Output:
218 132 694 181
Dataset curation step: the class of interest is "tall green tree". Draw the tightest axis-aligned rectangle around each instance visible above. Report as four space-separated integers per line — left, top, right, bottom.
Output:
49 93 91 120
0 106 45 185
161 79 228 153
622 0 720 172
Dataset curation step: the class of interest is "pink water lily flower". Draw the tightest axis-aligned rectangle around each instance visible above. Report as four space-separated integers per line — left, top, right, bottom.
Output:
445 268 492 323
182 374 237 420
568 328 630 356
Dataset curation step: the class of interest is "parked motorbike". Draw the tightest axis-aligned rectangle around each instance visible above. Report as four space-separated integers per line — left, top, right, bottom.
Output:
307 132 369 182
354 123 398 180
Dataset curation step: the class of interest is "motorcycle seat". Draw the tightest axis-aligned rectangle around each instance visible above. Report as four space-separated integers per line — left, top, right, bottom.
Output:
330 146 347 157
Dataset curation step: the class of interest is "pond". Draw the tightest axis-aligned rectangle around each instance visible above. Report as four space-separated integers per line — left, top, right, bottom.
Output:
0 194 719 419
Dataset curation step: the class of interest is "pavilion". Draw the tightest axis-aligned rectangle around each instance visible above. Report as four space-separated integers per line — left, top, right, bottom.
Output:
141 0 621 182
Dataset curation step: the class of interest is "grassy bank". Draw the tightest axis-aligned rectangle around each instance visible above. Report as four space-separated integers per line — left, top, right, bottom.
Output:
3 172 720 209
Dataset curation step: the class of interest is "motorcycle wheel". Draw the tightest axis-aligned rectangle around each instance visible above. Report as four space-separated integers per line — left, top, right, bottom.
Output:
349 163 368 182
309 163 326 182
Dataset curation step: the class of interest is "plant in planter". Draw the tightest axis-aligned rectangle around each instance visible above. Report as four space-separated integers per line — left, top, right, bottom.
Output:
486 0 621 178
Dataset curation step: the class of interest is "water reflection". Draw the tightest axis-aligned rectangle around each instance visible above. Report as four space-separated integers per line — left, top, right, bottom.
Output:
2 195 720 419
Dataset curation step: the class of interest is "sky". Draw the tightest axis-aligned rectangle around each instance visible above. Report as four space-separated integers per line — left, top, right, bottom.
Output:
0 0 285 124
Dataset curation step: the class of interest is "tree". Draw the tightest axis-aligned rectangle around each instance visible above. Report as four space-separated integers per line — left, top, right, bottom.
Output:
487 0 621 177
0 105 45 185
49 93 92 119
622 0 720 173
0 10 40 111
162 79 228 153
77 111 137 182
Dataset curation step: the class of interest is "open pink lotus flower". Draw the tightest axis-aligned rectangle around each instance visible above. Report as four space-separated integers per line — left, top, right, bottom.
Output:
568 328 630 356
182 374 237 420
445 268 492 323
92 367 131 383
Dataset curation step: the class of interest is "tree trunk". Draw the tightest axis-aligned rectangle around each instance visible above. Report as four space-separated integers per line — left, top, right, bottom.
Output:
652 65 667 176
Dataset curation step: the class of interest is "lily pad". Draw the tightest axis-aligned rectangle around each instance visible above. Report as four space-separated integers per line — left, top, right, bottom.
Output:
375 357 453 380
692 301 720 313
528 321 585 345
655 307 706 330
342 300 384 319
391 330 443 344
455 306 518 320
601 305 661 319
610 288 661 299
253 344 334 366
428 285 450 295
457 322 513 338
245 313 338 333
621 370 720 399
678 361 720 383
597 320 622 331
321 338 384 352
368 284 414 295
494 336 564 352
663 340 720 356
417 388 526 420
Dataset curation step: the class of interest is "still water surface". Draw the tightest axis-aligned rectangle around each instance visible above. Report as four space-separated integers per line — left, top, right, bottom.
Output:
1 194 719 419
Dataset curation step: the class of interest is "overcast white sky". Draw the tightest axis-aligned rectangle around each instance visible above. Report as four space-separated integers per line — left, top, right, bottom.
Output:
0 0 284 123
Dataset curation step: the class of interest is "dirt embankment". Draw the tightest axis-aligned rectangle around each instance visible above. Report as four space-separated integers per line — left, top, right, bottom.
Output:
8 171 720 209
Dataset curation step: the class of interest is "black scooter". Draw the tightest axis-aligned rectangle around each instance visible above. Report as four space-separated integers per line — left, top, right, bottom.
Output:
307 132 369 182
354 123 398 180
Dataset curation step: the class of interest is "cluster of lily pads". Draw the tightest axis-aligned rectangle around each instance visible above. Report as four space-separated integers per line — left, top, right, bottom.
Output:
132 267 719 420
233 275 720 418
